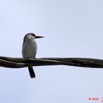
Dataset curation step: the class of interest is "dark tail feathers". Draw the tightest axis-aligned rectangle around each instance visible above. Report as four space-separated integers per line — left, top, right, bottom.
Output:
28 66 35 78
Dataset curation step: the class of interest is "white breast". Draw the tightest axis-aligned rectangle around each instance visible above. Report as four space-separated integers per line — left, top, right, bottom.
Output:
22 40 37 58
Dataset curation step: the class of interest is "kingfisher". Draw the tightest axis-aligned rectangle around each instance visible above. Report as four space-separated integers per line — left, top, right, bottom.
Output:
22 33 44 78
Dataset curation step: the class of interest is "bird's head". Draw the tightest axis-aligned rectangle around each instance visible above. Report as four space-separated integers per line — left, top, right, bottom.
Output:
23 33 44 44
24 33 44 40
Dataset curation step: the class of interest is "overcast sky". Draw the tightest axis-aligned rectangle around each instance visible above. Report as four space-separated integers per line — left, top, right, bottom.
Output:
0 0 103 103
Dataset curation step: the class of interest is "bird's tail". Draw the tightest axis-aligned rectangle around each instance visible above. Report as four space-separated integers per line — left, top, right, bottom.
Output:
28 66 35 78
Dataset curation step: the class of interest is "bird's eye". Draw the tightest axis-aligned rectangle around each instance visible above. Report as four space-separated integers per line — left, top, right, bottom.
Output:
31 33 35 36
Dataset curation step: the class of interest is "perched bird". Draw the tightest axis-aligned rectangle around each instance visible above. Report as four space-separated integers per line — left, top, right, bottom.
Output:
22 33 44 78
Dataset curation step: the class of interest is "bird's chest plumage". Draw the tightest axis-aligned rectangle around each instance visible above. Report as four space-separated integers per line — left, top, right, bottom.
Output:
22 40 37 58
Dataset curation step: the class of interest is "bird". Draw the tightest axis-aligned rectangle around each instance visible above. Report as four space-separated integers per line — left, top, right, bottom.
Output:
22 33 44 78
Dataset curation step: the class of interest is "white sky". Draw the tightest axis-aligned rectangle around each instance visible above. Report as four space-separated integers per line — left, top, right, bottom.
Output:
0 0 103 103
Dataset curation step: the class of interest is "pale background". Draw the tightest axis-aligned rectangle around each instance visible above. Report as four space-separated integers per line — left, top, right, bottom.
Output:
0 0 103 103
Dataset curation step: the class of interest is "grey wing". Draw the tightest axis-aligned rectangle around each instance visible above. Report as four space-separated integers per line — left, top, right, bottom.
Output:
22 40 37 58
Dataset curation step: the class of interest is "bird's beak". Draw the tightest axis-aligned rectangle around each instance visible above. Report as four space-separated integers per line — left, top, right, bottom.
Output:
35 35 44 39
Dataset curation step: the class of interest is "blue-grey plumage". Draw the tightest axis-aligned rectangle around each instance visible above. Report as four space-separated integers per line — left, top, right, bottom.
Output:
22 33 44 78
